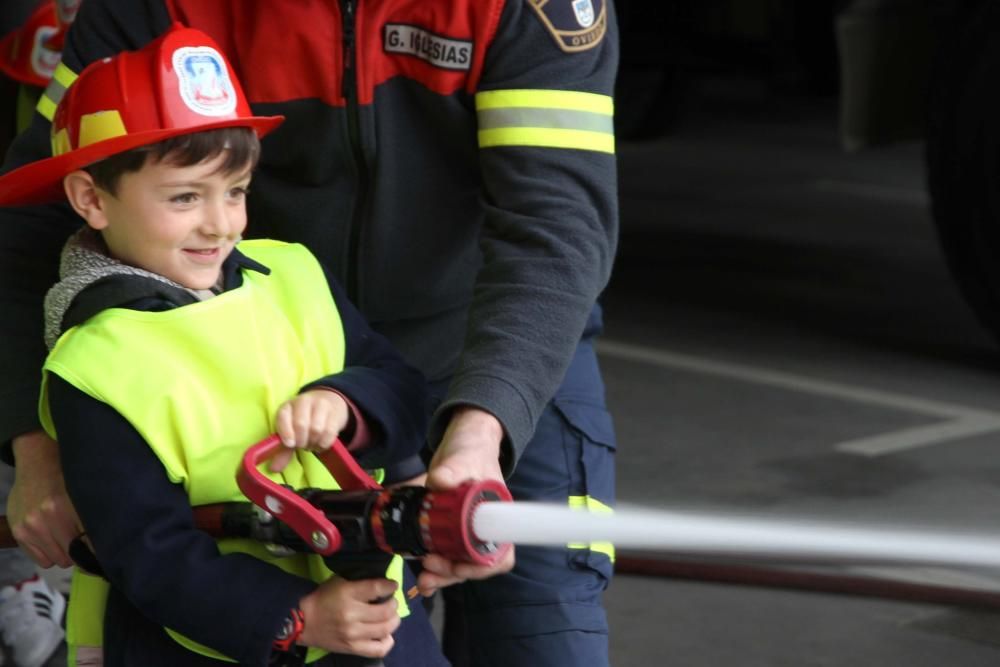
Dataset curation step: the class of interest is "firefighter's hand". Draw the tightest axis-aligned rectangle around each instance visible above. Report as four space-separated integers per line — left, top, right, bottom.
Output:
7 430 80 568
298 577 400 657
271 389 351 473
418 407 516 595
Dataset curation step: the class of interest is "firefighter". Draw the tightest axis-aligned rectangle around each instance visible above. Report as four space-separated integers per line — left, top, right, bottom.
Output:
0 1 619 665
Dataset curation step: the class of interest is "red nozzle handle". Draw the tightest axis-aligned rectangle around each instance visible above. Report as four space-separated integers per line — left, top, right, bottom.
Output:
237 433 385 556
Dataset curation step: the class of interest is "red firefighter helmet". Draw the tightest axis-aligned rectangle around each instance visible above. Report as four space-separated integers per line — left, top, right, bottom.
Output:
42 0 83 52
0 24 284 206
0 1 61 88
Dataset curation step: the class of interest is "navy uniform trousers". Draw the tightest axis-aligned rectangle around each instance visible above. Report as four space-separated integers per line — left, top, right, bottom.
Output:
436 321 617 667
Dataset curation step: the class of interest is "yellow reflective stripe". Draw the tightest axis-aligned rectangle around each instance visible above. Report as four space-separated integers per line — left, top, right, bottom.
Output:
53 62 77 89
478 127 614 154
569 496 613 513
567 495 615 561
36 94 57 121
476 89 613 115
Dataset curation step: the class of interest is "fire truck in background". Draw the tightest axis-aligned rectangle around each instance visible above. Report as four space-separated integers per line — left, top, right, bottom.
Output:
615 0 1000 346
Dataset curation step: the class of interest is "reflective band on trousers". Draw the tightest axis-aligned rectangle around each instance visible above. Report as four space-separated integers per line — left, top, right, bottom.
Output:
568 495 615 560
475 89 615 154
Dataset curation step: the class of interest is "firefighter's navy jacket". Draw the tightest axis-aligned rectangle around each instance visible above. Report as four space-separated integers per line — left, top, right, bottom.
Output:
0 0 620 471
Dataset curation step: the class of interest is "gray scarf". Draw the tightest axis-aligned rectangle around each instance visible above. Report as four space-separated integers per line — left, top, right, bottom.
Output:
43 227 215 350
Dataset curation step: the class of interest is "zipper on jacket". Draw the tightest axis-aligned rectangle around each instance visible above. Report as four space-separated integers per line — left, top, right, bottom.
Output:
341 0 370 303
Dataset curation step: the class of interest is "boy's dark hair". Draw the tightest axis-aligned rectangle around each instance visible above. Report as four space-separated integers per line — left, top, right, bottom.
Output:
85 127 260 196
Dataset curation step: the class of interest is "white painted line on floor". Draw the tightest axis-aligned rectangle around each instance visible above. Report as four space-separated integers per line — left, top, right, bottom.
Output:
597 340 1000 456
835 417 1000 456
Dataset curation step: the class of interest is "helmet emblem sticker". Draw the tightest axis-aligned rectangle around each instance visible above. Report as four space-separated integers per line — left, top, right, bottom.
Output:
30 26 60 80
527 0 606 53
56 0 83 26
573 0 595 28
172 46 237 117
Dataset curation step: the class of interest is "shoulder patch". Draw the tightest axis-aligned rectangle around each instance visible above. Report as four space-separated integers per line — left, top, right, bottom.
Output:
527 0 607 53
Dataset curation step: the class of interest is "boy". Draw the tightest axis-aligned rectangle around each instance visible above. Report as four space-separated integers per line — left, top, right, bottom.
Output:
0 25 445 667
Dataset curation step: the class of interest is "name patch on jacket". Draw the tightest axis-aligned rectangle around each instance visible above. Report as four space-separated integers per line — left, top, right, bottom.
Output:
383 24 473 71
528 0 607 53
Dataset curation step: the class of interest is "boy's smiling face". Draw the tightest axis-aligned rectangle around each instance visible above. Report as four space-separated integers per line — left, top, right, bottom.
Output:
85 152 252 290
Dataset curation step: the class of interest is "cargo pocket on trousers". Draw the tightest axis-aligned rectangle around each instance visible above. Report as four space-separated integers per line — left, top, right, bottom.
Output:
552 397 617 589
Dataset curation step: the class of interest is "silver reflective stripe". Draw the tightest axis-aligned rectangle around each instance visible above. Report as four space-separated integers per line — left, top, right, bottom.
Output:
45 77 68 104
477 107 614 134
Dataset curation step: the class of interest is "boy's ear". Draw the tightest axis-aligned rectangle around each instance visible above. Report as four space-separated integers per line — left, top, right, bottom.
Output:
63 171 110 230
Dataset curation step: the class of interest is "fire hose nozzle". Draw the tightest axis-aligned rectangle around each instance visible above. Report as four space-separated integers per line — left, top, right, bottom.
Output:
408 479 513 566
238 435 514 565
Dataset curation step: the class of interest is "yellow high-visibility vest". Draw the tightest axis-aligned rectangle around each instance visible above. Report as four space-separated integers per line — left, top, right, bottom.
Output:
40 239 406 664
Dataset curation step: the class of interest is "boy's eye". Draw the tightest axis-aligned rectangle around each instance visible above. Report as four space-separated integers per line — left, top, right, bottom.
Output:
228 186 250 199
170 192 198 204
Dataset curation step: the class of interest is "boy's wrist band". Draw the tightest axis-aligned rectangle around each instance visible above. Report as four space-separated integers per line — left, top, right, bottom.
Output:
272 607 305 653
